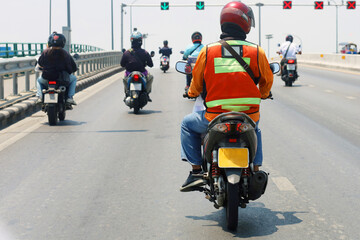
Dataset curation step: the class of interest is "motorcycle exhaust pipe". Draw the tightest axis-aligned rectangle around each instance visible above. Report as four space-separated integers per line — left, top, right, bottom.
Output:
248 170 268 200
59 86 67 92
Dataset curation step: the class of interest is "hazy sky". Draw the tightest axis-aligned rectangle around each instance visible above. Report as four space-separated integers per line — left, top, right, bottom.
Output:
1 0 360 60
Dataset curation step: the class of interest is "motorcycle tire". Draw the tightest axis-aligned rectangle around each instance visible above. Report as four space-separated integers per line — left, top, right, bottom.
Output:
226 182 239 231
48 105 58 126
285 81 293 87
133 106 140 114
58 110 66 121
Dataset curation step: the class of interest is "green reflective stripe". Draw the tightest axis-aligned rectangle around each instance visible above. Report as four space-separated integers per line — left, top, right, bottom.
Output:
208 40 257 48
214 57 250 74
206 98 261 108
221 106 251 112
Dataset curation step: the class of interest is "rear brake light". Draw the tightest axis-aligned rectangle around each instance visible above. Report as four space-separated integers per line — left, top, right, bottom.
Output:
48 81 57 85
216 123 230 133
133 74 140 81
229 139 237 143
288 59 295 64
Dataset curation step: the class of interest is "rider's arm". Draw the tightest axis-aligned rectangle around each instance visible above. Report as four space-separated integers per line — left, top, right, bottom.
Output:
257 47 273 99
188 47 206 98
145 51 154 68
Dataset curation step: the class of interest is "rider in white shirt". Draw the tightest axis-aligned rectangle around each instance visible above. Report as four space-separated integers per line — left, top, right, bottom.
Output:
277 35 302 76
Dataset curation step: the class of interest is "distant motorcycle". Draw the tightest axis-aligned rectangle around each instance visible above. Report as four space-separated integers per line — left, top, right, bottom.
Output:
160 55 170 73
281 57 298 87
124 71 149 114
175 60 280 230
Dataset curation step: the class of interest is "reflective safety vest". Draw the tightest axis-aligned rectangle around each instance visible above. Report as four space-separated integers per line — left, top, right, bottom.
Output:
204 40 261 115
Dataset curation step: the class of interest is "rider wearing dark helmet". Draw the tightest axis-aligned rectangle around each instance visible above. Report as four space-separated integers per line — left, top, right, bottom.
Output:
182 31 205 90
36 31 78 105
121 31 154 101
159 40 172 57
180 1 273 192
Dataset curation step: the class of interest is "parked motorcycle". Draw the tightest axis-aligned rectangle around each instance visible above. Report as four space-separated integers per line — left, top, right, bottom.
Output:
124 71 148 114
42 72 72 126
175 60 280 230
160 55 170 73
281 57 298 87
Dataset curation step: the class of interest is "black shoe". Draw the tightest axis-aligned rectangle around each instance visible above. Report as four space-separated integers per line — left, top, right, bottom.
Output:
147 94 152 102
180 171 206 192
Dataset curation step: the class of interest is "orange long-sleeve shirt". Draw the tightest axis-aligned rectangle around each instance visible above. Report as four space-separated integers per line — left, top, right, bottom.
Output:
188 43 273 122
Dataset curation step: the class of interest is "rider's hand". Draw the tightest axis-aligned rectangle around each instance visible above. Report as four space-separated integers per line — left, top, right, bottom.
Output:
262 91 273 100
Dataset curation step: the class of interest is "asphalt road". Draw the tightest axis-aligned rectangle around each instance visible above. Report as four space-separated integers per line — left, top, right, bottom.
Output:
0 64 359 240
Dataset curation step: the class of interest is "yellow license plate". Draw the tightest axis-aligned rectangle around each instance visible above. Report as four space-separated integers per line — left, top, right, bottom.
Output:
218 148 249 168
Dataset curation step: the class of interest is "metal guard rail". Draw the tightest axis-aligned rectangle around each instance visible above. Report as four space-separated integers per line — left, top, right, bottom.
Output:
0 43 104 58
0 51 122 104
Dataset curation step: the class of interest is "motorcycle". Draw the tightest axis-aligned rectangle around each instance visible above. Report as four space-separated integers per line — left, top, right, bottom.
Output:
42 72 72 126
179 52 198 95
160 55 170 73
124 71 149 114
281 57 298 87
175 60 280 230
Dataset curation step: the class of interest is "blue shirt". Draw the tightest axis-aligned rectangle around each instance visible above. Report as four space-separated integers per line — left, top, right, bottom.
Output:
183 43 204 60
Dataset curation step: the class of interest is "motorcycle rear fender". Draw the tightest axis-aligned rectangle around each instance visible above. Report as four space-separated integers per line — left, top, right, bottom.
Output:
225 169 242 184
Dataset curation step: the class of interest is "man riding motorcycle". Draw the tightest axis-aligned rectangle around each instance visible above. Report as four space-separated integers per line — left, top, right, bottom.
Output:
36 32 78 105
277 35 302 77
182 32 204 91
180 1 274 192
159 40 172 58
121 31 154 102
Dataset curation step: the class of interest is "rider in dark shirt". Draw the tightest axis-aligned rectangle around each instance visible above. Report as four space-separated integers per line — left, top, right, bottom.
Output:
159 40 172 57
121 31 154 101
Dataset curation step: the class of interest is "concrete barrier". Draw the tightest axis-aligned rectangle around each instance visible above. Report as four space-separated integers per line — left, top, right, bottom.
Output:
295 53 360 72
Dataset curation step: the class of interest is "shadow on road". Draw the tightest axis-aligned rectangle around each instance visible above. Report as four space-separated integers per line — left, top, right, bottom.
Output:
128 110 162 115
186 202 305 237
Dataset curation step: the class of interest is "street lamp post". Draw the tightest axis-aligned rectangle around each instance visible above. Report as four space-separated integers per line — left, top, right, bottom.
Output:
265 34 273 58
121 3 126 51
143 33 148 49
255 3 264 46
49 0 52 35
111 0 114 50
328 0 343 53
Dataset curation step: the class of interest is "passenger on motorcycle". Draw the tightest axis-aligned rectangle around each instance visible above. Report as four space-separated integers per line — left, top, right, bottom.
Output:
180 1 274 192
159 40 172 57
36 32 78 105
121 31 154 102
277 35 302 76
182 32 204 91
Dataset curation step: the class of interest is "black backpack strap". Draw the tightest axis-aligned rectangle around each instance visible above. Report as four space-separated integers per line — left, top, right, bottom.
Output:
218 39 258 85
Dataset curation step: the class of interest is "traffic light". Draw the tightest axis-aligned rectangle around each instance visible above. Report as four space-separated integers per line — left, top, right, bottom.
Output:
283 1 292 9
347 1 356 9
314 1 324 9
196 1 205 10
160 2 169 10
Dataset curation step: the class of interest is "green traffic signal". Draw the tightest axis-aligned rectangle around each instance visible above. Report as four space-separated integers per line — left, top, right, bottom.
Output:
161 2 169 10
196 1 205 10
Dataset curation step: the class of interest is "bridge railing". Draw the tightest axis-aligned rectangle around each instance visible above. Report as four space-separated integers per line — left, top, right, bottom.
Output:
0 51 122 105
0 43 104 58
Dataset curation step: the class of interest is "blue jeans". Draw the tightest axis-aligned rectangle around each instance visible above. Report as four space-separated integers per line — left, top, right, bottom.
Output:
180 110 263 166
36 75 77 99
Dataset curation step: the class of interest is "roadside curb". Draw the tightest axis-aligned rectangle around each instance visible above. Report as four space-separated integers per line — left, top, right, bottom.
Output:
0 66 123 130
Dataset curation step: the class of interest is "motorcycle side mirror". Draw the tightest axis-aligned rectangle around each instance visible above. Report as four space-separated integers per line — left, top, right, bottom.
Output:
270 62 280 74
150 51 155 57
175 61 192 75
180 51 184 54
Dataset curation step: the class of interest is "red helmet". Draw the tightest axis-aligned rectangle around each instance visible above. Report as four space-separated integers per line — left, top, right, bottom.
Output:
220 1 255 34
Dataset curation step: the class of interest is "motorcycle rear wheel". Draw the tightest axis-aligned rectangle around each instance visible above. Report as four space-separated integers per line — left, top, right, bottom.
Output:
48 105 58 126
226 182 239 231
133 106 140 114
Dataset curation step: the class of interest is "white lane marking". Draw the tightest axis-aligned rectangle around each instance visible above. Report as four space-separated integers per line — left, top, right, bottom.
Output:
324 89 334 93
0 75 120 153
272 177 297 192
0 122 43 152
346 96 357 100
